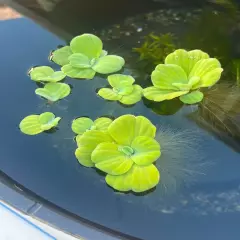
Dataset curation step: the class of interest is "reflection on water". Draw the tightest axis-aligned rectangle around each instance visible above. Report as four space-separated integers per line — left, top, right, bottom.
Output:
1 0 240 239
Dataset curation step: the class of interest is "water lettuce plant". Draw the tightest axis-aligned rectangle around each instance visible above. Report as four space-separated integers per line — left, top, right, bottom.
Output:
19 112 61 135
29 66 66 82
72 117 112 135
35 82 71 102
143 49 223 104
52 34 125 79
98 74 143 105
75 115 161 193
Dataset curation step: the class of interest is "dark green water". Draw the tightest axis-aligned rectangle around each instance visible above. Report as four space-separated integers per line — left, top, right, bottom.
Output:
1 1 240 239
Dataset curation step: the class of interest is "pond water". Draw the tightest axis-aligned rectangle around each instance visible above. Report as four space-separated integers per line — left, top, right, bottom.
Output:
1 1 240 239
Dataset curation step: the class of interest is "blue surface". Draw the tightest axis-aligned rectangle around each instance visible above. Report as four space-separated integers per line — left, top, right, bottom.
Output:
0 18 240 240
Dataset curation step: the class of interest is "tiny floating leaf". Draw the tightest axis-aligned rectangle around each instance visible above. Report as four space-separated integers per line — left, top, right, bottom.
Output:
29 66 66 82
19 112 61 135
35 82 71 102
98 74 143 105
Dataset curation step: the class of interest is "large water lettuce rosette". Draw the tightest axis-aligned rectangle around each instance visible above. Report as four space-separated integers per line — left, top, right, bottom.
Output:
143 49 223 104
51 34 125 79
75 115 161 193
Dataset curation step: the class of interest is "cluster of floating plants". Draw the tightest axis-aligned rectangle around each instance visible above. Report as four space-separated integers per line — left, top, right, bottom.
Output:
74 115 160 192
19 33 224 193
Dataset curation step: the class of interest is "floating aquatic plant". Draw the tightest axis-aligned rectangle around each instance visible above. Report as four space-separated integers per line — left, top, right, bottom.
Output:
35 82 71 102
52 34 125 79
98 74 143 105
143 49 223 104
19 112 61 135
72 117 112 138
75 114 161 193
29 66 66 82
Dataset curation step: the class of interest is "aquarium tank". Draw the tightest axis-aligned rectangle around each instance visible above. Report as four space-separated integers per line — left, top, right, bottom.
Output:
1 0 240 239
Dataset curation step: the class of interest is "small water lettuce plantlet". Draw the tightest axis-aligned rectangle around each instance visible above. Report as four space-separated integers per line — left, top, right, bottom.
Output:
52 34 125 79
75 114 161 193
29 66 66 82
143 49 223 104
72 117 112 135
98 74 143 105
19 112 61 135
35 82 71 102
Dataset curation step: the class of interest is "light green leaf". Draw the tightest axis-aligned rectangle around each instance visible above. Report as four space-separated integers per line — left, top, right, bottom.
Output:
120 85 142 105
92 55 125 74
134 116 156 139
94 117 112 131
19 112 60 135
131 136 161 165
19 115 42 135
152 64 188 90
51 46 72 66
39 112 61 130
143 87 188 102
71 117 94 135
108 74 135 95
75 130 112 167
165 49 209 75
75 147 95 167
30 66 66 82
92 142 133 175
98 88 121 101
76 130 112 148
105 164 160 193
189 58 223 89
179 90 204 104
35 83 71 102
61 64 95 79
68 53 91 68
108 115 136 145
70 34 103 59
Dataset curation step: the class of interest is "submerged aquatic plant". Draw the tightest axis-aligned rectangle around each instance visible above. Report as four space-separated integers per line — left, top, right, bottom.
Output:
29 66 66 82
72 117 112 139
19 112 61 135
143 49 223 104
35 82 71 102
98 74 143 105
75 115 161 193
133 33 176 65
52 34 125 79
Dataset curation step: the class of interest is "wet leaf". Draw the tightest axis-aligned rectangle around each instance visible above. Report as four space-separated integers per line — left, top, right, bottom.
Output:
70 34 103 59
35 83 71 101
19 112 61 135
92 55 125 74
61 64 95 79
51 46 72 66
30 66 66 82
105 164 160 193
179 90 204 104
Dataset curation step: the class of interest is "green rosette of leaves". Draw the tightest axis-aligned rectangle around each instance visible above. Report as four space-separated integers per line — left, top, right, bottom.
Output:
143 49 223 104
29 66 66 82
51 34 125 79
35 83 71 102
98 74 143 105
75 114 161 193
19 112 61 135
